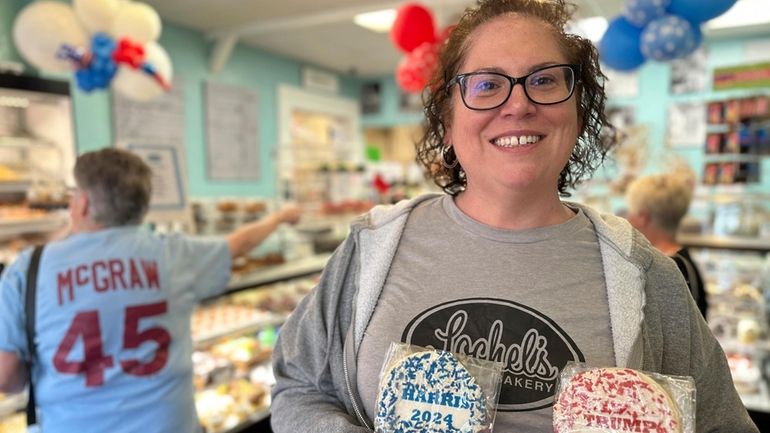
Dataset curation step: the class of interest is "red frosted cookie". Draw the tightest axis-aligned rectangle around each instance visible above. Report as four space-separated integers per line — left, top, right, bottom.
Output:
553 367 682 433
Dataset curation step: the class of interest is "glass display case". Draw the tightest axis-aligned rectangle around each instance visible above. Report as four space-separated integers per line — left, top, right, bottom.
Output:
0 74 75 263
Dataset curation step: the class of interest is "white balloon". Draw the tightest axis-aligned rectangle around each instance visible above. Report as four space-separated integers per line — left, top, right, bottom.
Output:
12 2 89 72
112 41 173 102
74 0 122 34
110 1 162 44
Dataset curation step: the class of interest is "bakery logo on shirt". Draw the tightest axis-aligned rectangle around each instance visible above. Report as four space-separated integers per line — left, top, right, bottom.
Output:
401 297 584 412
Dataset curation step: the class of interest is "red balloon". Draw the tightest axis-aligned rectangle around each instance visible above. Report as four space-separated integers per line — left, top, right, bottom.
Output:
113 37 145 68
390 3 436 53
396 41 441 93
396 56 423 93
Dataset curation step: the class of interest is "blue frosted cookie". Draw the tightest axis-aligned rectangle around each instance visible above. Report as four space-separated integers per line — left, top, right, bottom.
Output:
374 350 487 433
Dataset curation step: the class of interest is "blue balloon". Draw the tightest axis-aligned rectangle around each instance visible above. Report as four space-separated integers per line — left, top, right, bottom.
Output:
75 32 119 93
91 33 117 59
623 0 671 27
667 0 738 23
75 69 95 92
679 22 703 57
599 17 645 71
640 15 700 61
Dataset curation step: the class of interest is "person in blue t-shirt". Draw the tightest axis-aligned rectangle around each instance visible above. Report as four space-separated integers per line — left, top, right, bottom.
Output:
0 147 301 433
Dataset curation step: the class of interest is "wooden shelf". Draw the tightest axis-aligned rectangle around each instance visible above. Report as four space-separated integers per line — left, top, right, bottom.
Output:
0 213 67 239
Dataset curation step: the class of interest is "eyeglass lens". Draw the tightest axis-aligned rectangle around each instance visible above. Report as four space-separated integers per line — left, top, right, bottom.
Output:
462 65 575 109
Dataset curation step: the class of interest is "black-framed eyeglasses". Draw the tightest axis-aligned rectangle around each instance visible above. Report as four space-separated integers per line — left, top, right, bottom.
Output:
447 64 580 110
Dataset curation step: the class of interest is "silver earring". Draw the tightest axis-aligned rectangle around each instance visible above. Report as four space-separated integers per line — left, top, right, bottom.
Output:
441 145 458 169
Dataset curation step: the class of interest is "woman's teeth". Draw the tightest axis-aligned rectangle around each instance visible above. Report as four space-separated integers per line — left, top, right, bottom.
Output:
492 135 541 148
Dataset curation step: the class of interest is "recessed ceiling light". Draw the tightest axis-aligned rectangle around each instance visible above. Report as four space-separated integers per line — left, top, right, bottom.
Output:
354 9 397 33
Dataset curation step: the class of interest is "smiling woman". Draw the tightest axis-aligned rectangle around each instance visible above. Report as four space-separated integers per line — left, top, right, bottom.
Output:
269 1 759 433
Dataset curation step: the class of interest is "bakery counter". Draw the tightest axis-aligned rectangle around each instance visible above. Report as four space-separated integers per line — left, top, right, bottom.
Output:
193 263 324 433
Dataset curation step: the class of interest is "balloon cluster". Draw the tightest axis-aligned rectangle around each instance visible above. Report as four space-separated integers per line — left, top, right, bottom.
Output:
391 3 453 93
12 0 173 101
599 0 738 71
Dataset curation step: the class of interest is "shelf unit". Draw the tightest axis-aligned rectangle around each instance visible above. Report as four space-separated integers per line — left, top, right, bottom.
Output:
223 253 331 296
0 214 67 240
703 96 769 186
682 234 770 415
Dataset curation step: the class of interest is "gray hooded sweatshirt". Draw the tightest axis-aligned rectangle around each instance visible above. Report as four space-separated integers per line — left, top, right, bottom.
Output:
271 194 758 433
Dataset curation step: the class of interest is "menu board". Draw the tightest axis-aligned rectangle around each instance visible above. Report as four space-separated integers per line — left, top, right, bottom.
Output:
204 81 260 181
113 77 185 156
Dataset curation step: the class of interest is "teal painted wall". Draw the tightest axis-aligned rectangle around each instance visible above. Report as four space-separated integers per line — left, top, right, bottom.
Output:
360 75 423 128
2 0 359 198
0 0 24 63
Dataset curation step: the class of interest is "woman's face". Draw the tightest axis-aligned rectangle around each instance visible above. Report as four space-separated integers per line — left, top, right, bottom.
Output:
446 14 579 199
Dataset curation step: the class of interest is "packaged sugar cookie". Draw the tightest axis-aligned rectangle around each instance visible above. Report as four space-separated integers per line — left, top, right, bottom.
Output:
553 362 696 433
374 343 504 433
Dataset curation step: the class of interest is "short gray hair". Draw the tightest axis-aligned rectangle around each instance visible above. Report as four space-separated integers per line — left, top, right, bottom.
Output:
74 148 152 227
625 173 693 234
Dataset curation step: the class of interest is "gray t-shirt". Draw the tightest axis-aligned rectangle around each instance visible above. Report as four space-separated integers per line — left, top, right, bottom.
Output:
357 195 615 431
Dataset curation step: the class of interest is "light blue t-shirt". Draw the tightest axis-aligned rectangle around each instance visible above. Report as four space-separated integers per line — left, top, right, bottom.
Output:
0 226 231 433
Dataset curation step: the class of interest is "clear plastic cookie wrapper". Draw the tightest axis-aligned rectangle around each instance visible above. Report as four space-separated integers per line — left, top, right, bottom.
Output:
553 362 696 433
374 342 504 433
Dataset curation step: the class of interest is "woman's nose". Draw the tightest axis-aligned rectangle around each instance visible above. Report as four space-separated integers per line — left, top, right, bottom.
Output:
500 83 536 116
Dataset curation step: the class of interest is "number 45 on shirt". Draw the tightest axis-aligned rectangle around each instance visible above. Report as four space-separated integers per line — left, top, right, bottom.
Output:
52 300 170 387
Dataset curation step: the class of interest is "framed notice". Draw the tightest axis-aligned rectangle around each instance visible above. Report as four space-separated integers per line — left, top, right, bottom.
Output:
125 143 185 210
667 102 706 148
204 81 260 181
604 68 639 98
670 47 708 94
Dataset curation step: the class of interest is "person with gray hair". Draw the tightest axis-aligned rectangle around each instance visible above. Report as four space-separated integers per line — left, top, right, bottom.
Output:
0 147 301 433
625 172 707 317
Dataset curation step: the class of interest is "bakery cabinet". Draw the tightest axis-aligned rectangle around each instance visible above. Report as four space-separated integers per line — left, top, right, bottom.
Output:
192 253 329 433
679 234 770 419
0 74 74 268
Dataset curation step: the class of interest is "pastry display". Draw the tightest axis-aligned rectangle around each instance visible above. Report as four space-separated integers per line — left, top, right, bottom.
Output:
209 336 272 372
191 304 273 342
229 276 316 314
230 252 285 275
195 379 269 433
727 353 761 395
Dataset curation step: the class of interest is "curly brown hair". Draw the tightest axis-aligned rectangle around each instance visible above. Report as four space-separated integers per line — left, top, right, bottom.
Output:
416 0 615 196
